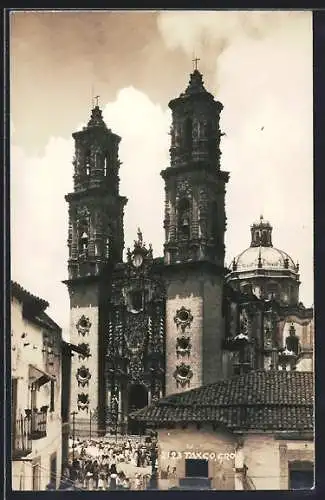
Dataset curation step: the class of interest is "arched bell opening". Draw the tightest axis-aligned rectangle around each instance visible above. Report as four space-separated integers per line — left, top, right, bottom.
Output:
178 198 191 240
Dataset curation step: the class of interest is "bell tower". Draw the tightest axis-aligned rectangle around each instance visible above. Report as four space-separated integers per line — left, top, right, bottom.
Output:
161 65 229 395
64 103 127 428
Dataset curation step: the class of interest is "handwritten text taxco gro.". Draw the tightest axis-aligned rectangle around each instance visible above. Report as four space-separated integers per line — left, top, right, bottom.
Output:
162 450 237 462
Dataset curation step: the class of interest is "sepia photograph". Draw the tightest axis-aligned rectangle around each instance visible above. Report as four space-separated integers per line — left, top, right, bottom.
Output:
9 9 314 491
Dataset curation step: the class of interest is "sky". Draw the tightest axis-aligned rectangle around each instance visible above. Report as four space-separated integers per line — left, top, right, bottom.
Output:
10 10 314 337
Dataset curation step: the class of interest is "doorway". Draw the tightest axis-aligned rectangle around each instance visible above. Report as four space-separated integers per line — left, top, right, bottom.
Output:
289 461 314 490
185 459 209 478
127 384 148 434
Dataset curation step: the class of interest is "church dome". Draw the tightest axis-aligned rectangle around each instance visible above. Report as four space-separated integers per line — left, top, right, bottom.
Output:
227 216 300 307
231 215 298 273
235 246 296 272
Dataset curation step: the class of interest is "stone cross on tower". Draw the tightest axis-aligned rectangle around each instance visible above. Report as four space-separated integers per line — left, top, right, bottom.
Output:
192 57 200 71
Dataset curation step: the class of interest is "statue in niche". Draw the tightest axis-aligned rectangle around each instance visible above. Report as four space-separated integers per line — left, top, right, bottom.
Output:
285 324 300 355
192 120 199 140
240 309 249 336
263 316 273 349
201 120 208 138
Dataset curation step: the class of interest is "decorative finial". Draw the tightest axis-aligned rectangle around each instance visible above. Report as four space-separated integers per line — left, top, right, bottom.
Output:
94 95 100 107
192 56 200 71
260 214 264 221
137 227 143 245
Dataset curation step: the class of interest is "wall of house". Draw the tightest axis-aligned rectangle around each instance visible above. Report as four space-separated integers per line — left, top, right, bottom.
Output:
158 425 237 490
243 434 314 489
12 460 33 491
157 425 314 490
11 297 62 490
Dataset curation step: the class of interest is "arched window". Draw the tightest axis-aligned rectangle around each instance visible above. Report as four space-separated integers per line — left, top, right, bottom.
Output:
78 230 89 257
261 230 268 246
255 230 260 245
267 282 279 300
178 198 191 239
184 117 192 151
85 150 91 176
104 155 108 176
105 237 110 258
128 290 143 313
211 201 218 238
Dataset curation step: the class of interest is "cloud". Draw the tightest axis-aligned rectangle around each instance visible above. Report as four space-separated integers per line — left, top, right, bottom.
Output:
157 11 307 58
11 136 74 336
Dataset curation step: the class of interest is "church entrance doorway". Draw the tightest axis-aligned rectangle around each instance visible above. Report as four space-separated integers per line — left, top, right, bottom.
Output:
127 384 148 435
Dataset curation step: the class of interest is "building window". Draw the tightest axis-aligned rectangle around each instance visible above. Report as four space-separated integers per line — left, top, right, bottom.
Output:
289 461 314 490
50 381 55 412
85 150 91 176
267 283 279 300
32 458 41 491
104 156 108 176
185 459 209 478
255 230 260 245
50 452 57 488
184 117 193 151
31 385 37 410
79 231 89 257
105 237 110 258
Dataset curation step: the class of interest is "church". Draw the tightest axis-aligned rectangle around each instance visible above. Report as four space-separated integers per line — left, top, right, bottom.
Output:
63 67 313 437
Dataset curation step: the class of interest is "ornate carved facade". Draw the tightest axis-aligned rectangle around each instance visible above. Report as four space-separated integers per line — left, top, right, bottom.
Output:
104 230 165 432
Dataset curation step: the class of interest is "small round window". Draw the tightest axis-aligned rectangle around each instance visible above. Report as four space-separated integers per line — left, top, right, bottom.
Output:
79 318 88 328
178 309 189 322
178 365 190 378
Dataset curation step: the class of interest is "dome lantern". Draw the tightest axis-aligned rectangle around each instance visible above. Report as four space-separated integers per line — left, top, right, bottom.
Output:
250 215 273 248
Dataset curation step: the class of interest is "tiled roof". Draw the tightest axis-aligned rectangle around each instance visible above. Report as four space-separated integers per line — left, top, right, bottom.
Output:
34 311 61 333
11 281 49 311
11 281 61 331
131 370 313 431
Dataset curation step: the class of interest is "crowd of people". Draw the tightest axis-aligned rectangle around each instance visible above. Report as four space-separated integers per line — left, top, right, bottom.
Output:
58 434 158 491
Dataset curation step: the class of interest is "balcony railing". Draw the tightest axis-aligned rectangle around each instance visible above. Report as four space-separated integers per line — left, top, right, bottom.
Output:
12 415 32 459
30 407 48 440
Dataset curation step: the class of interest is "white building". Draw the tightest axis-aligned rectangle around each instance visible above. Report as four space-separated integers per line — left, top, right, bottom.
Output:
11 281 62 491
